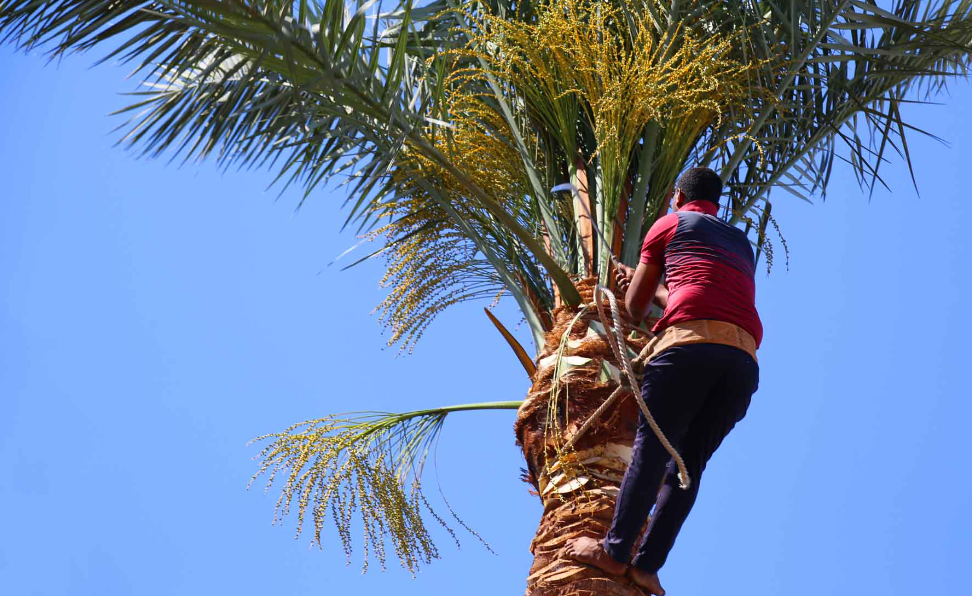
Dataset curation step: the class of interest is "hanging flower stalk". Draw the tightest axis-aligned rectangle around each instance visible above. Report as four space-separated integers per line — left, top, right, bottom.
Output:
249 401 519 574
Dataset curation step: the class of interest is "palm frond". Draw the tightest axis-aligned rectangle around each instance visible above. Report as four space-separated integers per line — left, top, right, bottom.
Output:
249 400 521 573
0 0 581 349
713 0 972 226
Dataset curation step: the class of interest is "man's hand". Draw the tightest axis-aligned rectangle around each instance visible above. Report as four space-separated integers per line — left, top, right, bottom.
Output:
623 262 663 322
615 263 635 293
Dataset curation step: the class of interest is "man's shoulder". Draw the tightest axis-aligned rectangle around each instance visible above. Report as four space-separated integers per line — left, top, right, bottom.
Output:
676 211 744 235
644 212 679 242
655 212 680 227
674 212 754 258
674 210 727 231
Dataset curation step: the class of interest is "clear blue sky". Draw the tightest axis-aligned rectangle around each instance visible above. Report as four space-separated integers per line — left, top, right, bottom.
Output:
2 46 971 596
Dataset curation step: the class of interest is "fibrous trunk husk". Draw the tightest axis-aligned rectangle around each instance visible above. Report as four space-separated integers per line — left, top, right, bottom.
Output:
515 278 657 596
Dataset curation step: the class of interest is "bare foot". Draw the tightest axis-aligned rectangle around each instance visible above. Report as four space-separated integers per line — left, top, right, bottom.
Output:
629 567 666 596
564 536 627 576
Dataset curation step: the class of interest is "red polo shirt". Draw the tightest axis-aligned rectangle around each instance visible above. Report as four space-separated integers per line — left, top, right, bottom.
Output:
640 200 763 347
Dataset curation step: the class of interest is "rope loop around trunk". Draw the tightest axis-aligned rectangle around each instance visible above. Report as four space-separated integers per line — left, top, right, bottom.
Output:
566 284 692 490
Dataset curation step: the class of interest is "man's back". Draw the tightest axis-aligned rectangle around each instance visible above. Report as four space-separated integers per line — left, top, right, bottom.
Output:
641 201 763 346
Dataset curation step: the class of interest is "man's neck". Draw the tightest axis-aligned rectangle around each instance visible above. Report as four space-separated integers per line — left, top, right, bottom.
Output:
678 200 719 216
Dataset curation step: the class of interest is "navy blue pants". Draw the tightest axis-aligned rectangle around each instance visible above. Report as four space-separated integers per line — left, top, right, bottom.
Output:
602 343 759 573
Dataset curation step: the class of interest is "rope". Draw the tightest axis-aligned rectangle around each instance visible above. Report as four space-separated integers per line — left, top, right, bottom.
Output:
563 284 691 490
550 182 689 488
561 384 626 452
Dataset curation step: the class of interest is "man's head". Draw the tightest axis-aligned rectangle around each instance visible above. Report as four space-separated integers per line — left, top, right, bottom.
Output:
672 167 723 211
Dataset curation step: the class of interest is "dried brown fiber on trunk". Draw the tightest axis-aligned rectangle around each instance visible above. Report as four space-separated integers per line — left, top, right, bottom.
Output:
515 278 658 596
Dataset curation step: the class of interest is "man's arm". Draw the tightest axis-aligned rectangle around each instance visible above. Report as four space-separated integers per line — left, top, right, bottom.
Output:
618 208 676 321
653 282 669 309
615 262 664 322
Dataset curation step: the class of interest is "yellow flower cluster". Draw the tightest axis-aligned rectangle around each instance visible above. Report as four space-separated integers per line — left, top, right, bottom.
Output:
375 87 538 351
467 0 759 220
374 0 766 351
250 415 443 574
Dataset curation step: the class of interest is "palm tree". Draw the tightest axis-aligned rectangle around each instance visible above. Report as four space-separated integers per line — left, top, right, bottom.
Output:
3 1 970 593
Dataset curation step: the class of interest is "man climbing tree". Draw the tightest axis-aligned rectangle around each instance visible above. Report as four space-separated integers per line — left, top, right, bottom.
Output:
566 167 762 596
4 2 971 595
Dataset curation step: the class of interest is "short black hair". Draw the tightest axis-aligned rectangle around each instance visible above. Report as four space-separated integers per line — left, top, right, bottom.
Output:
676 167 723 206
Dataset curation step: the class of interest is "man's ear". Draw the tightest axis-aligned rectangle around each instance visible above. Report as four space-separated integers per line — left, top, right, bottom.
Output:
672 188 687 210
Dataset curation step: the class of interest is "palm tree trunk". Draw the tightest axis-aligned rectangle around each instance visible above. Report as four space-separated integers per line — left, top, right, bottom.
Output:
515 279 651 596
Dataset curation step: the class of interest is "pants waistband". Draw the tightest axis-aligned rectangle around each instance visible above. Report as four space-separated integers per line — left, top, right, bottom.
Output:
644 320 758 363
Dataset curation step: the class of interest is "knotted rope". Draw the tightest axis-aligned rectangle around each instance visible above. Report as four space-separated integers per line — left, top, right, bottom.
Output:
561 284 691 490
